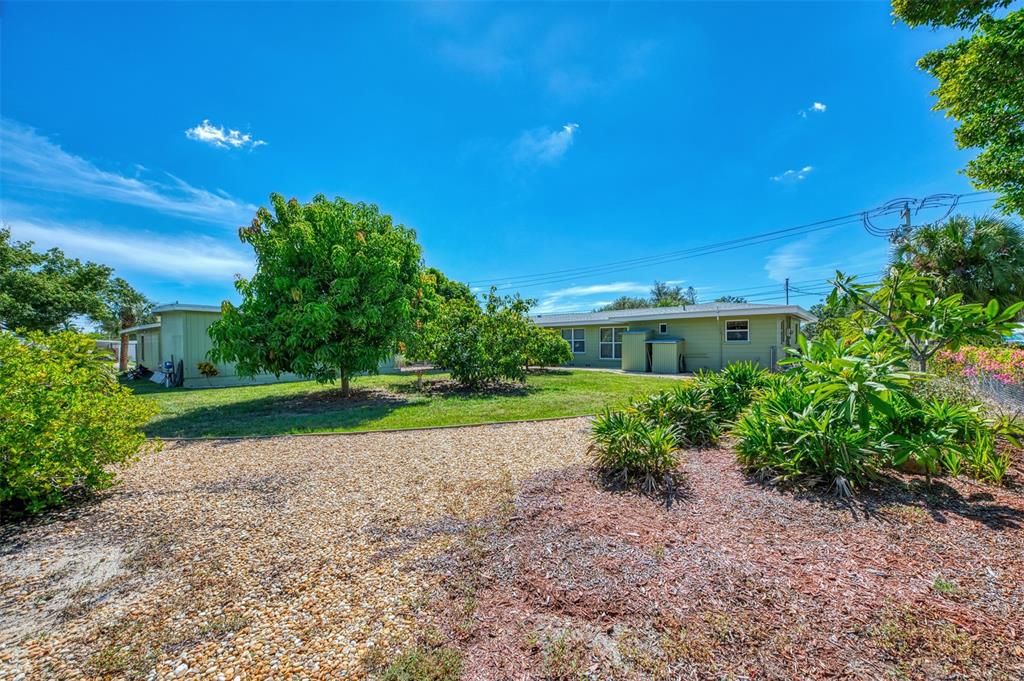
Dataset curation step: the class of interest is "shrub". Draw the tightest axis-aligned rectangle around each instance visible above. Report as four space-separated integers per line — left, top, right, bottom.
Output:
422 290 546 387
733 380 882 496
590 409 680 492
526 324 573 369
692 360 772 421
0 330 158 515
629 384 721 447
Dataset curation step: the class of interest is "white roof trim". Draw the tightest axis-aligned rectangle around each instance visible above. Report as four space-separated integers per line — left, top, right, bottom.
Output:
153 303 222 314
532 304 816 326
120 322 161 334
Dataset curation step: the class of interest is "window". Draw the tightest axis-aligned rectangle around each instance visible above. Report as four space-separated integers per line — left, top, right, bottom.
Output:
560 328 585 353
599 327 626 359
659 323 668 334
725 320 749 342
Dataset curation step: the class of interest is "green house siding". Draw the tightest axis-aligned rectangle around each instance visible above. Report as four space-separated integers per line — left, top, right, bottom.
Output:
557 325 629 368
552 314 797 373
134 308 403 388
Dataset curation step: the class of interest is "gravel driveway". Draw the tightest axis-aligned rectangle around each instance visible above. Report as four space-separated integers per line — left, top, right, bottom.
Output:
0 419 592 680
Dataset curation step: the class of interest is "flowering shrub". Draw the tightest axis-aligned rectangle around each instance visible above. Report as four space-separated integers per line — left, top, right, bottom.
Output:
935 346 1024 386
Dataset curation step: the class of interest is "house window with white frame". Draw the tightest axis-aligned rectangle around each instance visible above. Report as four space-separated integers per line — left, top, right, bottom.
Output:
560 328 585 354
599 327 626 359
725 319 749 342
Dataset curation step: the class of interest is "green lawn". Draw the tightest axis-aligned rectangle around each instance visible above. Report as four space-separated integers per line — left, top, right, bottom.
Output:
128 370 684 438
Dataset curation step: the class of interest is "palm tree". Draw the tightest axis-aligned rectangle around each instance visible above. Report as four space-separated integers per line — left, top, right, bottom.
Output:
893 215 1024 308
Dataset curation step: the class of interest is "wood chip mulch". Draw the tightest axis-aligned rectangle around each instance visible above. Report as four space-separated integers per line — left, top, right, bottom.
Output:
0 419 592 680
427 448 1024 680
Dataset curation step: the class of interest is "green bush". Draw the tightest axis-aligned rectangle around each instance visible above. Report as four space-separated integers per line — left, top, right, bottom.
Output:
692 360 772 421
0 330 158 515
734 378 883 496
733 333 1022 494
589 409 680 492
629 383 721 447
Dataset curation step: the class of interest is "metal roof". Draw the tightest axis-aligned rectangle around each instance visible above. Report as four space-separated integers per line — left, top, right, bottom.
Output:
153 303 222 314
531 302 816 326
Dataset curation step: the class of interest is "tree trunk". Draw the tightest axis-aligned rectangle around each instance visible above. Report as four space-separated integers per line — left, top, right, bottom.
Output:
341 375 351 398
119 333 129 372
918 356 928 373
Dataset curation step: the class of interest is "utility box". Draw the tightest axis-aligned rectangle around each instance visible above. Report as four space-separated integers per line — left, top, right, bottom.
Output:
650 338 684 374
621 330 652 372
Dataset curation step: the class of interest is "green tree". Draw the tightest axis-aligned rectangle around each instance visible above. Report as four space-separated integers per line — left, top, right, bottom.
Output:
598 281 698 311
96 277 155 370
893 1 1024 214
651 281 697 307
525 323 573 370
422 289 545 386
714 295 748 303
0 227 112 332
423 266 476 305
599 296 650 311
893 214 1024 307
831 265 1024 371
208 194 423 397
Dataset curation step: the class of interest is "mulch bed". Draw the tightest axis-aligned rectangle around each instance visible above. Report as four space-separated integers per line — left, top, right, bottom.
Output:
429 450 1024 679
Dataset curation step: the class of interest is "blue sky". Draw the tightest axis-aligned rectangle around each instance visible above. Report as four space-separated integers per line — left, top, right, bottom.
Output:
0 1 994 315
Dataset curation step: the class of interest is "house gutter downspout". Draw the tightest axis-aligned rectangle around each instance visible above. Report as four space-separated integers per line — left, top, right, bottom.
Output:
716 306 723 371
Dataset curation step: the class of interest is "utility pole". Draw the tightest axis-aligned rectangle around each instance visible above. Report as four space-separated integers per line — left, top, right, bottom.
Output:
785 277 789 305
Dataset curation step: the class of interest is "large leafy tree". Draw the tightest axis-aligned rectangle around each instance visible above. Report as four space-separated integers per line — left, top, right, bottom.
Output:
208 194 423 397
893 214 1024 307
893 1 1024 214
0 227 112 332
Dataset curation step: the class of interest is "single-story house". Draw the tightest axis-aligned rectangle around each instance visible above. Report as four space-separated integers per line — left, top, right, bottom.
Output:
122 303 403 388
531 303 815 374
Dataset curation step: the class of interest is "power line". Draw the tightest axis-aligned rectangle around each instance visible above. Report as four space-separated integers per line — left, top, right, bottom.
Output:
470 191 995 292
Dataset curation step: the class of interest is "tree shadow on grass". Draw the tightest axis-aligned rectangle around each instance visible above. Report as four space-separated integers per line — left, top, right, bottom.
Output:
145 387 419 438
390 378 540 398
745 471 1024 531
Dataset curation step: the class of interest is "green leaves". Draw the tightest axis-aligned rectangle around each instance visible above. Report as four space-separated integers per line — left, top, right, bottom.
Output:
831 264 1022 371
208 194 423 394
418 289 549 387
0 227 114 333
894 4 1024 215
0 330 158 515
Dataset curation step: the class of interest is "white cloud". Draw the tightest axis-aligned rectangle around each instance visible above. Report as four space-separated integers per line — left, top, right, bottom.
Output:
0 119 257 225
185 119 267 150
770 165 814 182
798 101 827 118
532 280 651 313
1 206 252 281
513 123 579 164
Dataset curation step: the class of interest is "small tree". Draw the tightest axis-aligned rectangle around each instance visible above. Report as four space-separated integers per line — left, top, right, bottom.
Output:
96 277 154 371
208 194 423 397
526 325 573 370
831 265 1024 372
422 289 542 387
